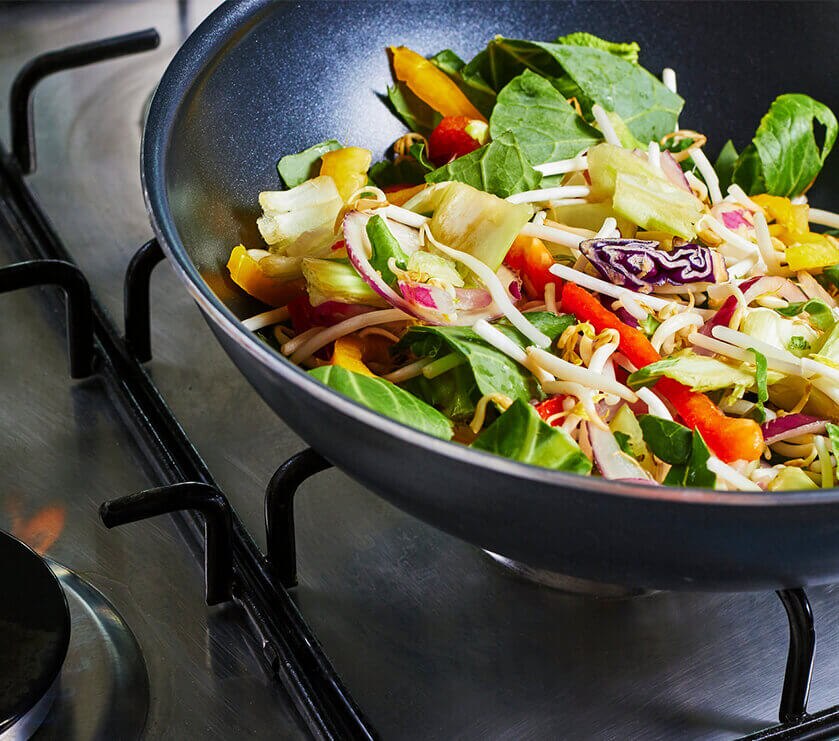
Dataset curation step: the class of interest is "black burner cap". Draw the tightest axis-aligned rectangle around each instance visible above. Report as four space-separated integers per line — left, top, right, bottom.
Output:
0 529 70 736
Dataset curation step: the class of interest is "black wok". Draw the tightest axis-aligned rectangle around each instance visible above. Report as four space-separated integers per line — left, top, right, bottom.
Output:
142 0 839 591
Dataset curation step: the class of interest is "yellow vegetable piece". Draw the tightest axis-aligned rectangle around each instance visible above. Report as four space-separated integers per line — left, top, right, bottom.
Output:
387 183 426 206
752 194 809 241
330 336 375 377
320 147 372 201
226 245 302 307
390 46 485 122
785 233 839 271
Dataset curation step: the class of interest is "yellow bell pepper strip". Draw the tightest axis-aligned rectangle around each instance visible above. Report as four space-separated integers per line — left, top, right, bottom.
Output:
752 194 809 238
561 283 764 462
226 245 303 307
330 336 375 376
785 234 839 271
389 46 486 122
384 183 426 206
320 147 372 201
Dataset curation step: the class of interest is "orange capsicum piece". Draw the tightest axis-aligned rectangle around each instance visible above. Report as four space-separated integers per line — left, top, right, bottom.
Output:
504 235 562 299
331 336 375 377
390 46 485 121
560 283 764 463
226 245 302 307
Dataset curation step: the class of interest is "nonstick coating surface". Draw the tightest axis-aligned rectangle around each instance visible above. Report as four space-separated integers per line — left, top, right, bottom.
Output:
143 0 839 590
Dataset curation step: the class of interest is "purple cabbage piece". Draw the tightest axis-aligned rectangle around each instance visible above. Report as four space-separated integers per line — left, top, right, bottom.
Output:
579 238 726 293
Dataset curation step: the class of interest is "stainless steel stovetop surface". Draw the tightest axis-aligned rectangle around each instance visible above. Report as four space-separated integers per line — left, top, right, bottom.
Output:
2 2 839 739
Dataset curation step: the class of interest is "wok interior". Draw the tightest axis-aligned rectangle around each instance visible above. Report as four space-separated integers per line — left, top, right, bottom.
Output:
165 1 838 322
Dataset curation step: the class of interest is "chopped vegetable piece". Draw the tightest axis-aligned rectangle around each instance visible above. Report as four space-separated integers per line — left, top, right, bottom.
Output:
320 146 372 201
427 116 483 165
227 245 303 307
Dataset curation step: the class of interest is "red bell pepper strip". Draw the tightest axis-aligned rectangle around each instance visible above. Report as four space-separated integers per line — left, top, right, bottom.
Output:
534 395 567 426
504 235 562 299
560 283 764 463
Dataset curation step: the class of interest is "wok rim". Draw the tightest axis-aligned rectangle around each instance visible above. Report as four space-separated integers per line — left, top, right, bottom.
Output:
141 0 839 508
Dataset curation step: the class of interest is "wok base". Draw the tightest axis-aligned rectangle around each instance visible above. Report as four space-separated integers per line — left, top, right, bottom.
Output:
484 551 651 599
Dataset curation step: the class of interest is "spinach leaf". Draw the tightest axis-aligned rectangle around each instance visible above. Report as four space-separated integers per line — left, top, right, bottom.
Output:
400 312 575 406
817 264 839 291
554 32 640 64
732 94 838 197
662 430 716 488
465 40 682 143
747 348 769 423
613 431 635 456
425 130 541 198
386 83 442 136
404 363 477 420
638 414 692 464
775 299 834 331
547 45 682 143
366 215 408 286
431 49 497 118
277 140 341 188
639 415 715 487
472 399 592 473
309 365 453 440
369 156 427 188
714 139 738 192
490 70 602 164
409 141 435 172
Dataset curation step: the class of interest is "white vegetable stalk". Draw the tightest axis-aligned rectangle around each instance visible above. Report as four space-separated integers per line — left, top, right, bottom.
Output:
706 457 762 491
528 347 637 401
534 154 588 177
242 306 291 332
647 141 662 172
383 358 432 383
591 104 621 146
636 387 672 420
520 222 585 249
689 148 723 204
473 319 555 384
809 208 839 230
650 312 705 352
381 204 429 229
507 185 591 204
289 308 409 364
596 217 618 239
662 67 677 94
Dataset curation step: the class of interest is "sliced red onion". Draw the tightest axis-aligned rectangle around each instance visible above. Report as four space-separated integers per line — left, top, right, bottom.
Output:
711 202 754 231
398 280 456 315
615 307 640 328
700 295 737 339
721 210 751 230
580 238 727 293
761 414 827 445
741 276 807 305
454 287 493 310
588 424 656 483
660 150 691 192
344 211 444 324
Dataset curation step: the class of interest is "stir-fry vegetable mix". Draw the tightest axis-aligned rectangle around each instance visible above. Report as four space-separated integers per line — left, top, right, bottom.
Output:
229 32 839 492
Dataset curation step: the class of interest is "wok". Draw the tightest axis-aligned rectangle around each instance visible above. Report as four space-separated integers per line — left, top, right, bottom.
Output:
142 0 839 591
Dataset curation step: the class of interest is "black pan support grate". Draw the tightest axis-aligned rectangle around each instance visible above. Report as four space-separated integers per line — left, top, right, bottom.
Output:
1 29 837 741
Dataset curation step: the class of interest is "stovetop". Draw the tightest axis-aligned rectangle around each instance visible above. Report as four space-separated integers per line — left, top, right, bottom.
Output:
3 2 839 739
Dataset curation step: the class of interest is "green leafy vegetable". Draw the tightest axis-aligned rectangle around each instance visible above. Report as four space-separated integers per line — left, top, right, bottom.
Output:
489 70 602 164
639 314 661 337
638 415 715 487
404 363 477 420
369 156 427 188
827 423 839 479
554 32 640 64
747 348 769 423
366 214 408 286
425 130 541 198
613 431 634 456
769 467 818 491
409 141 435 172
788 336 811 353
430 49 496 117
472 399 592 473
401 312 575 407
818 264 839 291
638 415 692 464
309 366 453 439
277 140 342 188
714 140 739 193
775 299 835 331
732 94 838 197
386 83 442 136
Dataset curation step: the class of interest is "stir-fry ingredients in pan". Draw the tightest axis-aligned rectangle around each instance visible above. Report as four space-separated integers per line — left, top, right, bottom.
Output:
227 32 839 492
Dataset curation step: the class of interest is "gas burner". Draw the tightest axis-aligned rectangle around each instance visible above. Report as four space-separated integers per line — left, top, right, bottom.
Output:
37 562 149 741
0 530 69 740
484 550 650 599
0 531 148 741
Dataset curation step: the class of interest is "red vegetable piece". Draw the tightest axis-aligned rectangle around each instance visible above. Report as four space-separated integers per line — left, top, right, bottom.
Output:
427 116 482 166
534 395 567 425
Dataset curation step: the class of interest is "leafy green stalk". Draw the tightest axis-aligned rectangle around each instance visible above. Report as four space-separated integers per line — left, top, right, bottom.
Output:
747 348 769 423
365 215 408 286
277 140 341 188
